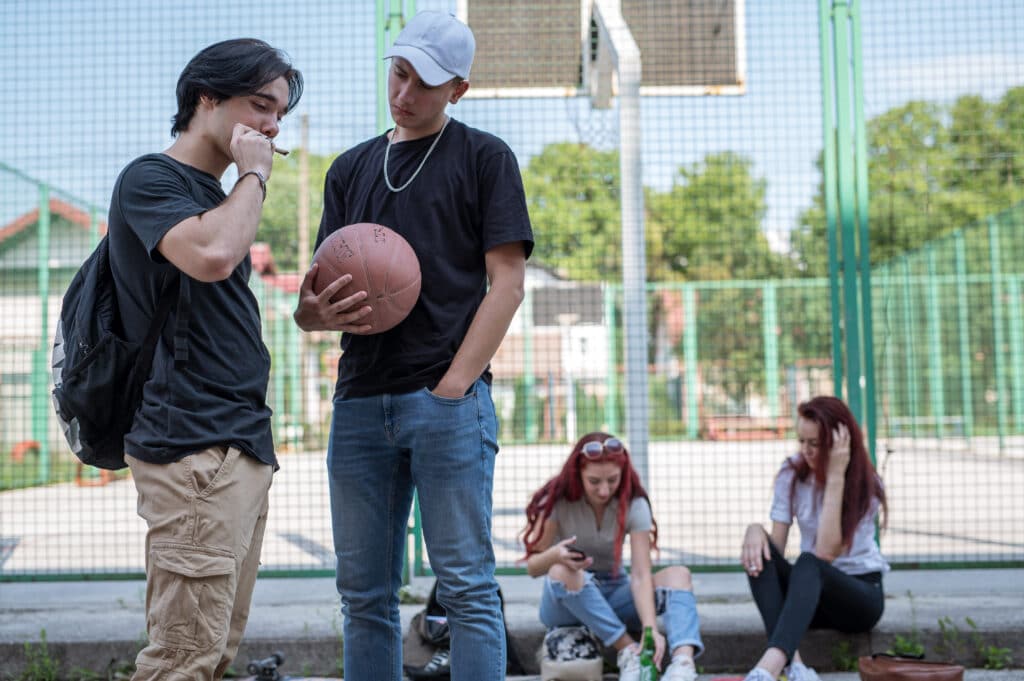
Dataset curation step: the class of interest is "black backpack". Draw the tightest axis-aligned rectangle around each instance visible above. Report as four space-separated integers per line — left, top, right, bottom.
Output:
51 236 189 470
403 579 525 679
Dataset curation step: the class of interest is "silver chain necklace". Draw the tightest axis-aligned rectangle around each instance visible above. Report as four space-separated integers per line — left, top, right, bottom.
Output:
383 116 450 193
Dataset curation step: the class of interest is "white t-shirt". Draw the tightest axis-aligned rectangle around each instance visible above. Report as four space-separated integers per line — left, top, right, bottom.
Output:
770 455 889 575
550 496 653 574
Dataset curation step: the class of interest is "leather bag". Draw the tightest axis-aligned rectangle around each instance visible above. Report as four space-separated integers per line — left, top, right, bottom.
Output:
858 653 965 681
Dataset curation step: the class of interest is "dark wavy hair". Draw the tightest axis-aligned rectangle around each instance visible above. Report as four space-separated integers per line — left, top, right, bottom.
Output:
171 38 304 136
790 396 887 544
521 431 657 573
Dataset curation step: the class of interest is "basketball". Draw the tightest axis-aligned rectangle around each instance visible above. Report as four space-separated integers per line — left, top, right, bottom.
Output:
311 222 421 334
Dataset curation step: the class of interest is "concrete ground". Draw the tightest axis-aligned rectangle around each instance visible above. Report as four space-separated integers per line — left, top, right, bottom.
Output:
2 440 1022 678
1 568 1021 680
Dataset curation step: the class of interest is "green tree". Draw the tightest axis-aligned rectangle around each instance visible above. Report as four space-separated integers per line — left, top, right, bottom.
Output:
646 151 785 281
258 149 336 270
524 143 785 407
792 87 1024 273
522 142 622 281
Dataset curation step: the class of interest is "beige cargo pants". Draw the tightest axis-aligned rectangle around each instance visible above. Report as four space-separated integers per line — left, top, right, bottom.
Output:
127 446 273 681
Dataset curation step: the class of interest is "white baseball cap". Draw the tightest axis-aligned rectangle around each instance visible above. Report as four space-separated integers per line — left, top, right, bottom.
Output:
384 11 476 87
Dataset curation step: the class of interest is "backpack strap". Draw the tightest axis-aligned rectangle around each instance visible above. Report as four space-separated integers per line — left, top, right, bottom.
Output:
139 277 180 382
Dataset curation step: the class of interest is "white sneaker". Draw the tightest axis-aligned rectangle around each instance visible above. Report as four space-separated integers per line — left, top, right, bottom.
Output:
616 645 641 681
743 668 775 681
785 661 822 681
662 655 698 681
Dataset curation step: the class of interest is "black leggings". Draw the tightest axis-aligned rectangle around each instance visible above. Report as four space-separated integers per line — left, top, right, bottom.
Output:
748 540 884 661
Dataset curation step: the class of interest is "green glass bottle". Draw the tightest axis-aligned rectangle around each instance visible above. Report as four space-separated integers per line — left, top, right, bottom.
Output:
639 626 658 681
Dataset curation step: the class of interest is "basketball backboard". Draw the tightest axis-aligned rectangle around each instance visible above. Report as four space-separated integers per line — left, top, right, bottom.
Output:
459 0 746 99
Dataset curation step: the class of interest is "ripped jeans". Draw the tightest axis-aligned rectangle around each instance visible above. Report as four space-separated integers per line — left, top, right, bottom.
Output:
539 570 704 656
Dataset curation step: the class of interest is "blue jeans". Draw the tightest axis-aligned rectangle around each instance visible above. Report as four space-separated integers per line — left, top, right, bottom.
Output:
327 378 505 681
539 571 704 656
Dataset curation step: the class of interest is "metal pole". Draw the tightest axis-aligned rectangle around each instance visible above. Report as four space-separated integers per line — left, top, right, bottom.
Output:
594 0 649 478
376 0 413 134
988 217 1007 450
882 267 898 435
522 287 537 442
34 184 51 483
763 282 780 418
818 0 843 397
900 257 920 438
850 0 876 458
832 0 864 421
604 285 620 434
925 245 945 437
954 232 975 439
1008 275 1024 433
297 113 310 447
684 285 699 439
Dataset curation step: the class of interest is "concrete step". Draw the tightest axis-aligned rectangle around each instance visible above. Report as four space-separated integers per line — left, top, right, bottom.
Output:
1 570 1022 679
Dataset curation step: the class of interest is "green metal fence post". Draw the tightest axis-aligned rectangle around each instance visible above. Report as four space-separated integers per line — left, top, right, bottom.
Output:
376 0 415 134
882 267 898 431
818 0 843 398
33 184 51 484
683 284 699 439
954 232 975 439
988 217 1008 451
900 257 920 438
271 287 286 442
850 0 876 458
523 286 537 442
1007 275 1024 433
832 0 864 421
762 282 780 418
286 304 302 446
925 245 946 437
604 285 619 435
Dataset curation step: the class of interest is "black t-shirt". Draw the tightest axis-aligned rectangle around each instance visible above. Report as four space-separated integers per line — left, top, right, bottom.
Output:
318 118 534 398
108 153 276 467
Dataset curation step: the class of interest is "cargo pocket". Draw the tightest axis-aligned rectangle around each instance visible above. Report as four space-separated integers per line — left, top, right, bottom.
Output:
147 544 236 651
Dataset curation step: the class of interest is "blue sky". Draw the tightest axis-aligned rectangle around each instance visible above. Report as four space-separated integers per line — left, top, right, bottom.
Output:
1 0 1021 253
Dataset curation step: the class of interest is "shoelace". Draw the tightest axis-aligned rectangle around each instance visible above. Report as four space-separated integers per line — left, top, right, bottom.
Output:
424 649 450 672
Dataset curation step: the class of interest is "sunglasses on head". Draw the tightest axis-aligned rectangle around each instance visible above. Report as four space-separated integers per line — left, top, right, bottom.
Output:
581 437 624 459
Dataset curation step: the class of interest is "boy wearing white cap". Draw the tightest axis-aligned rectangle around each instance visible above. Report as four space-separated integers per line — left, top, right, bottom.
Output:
293 10 533 681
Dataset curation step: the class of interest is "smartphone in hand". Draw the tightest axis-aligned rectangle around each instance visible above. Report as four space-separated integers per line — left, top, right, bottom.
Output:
566 545 587 559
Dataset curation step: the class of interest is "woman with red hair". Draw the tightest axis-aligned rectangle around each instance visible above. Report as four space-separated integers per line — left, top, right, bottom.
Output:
739 396 888 681
521 432 703 681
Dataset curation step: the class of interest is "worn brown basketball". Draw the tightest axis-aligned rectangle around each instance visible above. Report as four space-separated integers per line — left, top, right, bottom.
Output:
311 222 421 334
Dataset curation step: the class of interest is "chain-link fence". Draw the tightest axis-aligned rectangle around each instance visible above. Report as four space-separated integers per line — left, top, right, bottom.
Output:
1 0 1022 579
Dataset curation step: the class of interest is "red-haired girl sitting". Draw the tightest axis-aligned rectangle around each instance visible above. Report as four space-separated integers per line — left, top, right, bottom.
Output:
521 432 703 681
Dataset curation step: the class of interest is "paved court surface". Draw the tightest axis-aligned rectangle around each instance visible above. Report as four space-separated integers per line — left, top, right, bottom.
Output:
2 437 1022 577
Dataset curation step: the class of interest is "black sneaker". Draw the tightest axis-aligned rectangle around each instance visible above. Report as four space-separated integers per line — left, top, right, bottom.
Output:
403 647 451 679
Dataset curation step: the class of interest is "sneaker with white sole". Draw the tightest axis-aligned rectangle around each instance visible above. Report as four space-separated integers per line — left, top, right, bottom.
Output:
785 661 822 681
616 645 641 681
742 668 775 681
662 655 698 681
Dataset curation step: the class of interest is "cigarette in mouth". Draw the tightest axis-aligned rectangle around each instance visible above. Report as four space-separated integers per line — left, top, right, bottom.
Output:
273 146 290 156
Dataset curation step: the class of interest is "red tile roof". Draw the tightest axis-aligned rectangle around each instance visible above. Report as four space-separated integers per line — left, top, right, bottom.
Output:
0 198 107 245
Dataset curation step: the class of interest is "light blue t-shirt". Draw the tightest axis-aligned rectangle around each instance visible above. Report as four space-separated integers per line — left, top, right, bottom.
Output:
770 455 889 575
550 496 653 573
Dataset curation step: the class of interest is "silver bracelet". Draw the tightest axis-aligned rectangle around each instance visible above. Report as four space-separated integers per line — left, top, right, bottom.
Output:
237 170 267 202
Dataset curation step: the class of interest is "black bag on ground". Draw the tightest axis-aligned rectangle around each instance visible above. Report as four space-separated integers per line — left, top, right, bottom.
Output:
403 579 525 679
51 236 185 470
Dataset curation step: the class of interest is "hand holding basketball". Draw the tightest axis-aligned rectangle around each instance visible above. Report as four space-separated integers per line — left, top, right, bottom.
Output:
310 223 421 335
